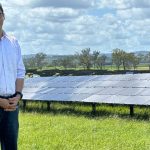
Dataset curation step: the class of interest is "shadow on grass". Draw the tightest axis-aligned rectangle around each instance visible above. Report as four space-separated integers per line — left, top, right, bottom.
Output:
20 102 150 121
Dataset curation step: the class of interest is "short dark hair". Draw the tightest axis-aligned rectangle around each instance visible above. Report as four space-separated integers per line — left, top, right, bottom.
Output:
0 3 4 13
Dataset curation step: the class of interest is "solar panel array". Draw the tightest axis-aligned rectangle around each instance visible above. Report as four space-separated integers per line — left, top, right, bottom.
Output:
23 74 150 106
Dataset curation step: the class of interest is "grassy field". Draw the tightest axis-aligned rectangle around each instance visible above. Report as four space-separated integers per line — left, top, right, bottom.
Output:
39 64 150 72
18 103 150 150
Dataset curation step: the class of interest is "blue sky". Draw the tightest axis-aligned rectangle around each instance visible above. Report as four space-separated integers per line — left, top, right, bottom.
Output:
1 0 150 55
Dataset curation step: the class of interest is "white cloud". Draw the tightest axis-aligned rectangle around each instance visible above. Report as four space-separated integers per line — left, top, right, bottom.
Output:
98 0 150 9
117 8 150 20
1 0 94 9
30 0 93 9
28 7 81 23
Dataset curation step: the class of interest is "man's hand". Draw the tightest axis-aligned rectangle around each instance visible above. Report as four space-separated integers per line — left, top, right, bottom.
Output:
8 96 20 106
4 96 20 111
0 98 17 111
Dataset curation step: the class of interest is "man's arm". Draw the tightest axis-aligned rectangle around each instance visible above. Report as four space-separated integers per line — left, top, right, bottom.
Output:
15 78 24 100
15 78 24 93
15 39 25 97
9 78 24 103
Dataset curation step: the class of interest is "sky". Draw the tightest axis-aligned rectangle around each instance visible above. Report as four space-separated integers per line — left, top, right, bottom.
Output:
1 0 150 55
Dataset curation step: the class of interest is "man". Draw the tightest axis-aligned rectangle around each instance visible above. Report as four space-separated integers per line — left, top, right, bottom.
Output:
0 3 25 150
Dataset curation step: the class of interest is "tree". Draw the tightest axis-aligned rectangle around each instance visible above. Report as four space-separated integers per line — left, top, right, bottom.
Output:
76 48 92 70
34 53 47 69
121 51 128 70
146 52 150 70
112 49 136 71
23 57 36 69
59 56 72 69
112 48 123 70
52 60 59 69
130 54 140 70
92 51 100 69
98 54 107 70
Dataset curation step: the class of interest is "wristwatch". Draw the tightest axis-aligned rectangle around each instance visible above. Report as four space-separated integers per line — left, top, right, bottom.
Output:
15 91 23 99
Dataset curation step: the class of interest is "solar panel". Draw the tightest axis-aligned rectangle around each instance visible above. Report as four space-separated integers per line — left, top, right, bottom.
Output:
134 81 150 88
50 75 95 82
116 88 145 96
82 95 150 105
43 81 80 88
108 95 150 105
36 87 103 94
139 88 150 96
92 75 114 81
132 73 150 80
23 87 55 93
82 95 112 103
32 93 91 101
25 77 55 83
96 87 122 95
23 73 150 106
109 74 134 81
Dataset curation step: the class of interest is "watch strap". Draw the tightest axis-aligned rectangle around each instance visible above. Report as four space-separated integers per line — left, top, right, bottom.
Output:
15 91 23 99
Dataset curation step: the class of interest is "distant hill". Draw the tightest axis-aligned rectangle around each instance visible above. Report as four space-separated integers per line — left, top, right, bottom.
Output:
133 51 149 56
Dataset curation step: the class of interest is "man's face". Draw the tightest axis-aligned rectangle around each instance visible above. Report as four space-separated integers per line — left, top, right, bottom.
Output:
0 10 4 29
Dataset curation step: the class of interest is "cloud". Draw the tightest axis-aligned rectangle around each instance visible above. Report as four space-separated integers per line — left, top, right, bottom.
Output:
29 7 81 23
98 0 150 9
30 0 93 9
2 0 94 9
1 0 150 55
117 8 150 20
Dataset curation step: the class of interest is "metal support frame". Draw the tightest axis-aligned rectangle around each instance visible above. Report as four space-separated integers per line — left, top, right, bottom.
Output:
130 105 134 116
22 100 27 111
22 99 136 117
47 101 51 111
92 103 96 115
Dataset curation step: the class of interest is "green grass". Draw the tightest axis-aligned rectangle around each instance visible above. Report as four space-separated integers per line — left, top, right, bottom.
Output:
39 64 150 71
19 103 150 150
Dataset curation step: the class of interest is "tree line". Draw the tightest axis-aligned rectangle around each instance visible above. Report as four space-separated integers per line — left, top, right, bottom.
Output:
24 48 150 70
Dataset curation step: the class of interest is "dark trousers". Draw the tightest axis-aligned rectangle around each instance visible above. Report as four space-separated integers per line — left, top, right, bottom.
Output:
0 108 19 150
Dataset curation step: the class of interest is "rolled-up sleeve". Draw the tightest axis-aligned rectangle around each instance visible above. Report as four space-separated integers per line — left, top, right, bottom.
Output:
16 40 26 78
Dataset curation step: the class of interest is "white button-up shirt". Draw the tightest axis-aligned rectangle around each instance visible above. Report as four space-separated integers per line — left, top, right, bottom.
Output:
0 32 25 95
